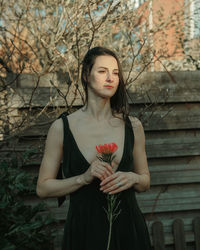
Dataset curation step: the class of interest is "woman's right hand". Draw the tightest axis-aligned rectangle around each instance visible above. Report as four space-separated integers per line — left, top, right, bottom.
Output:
83 160 114 184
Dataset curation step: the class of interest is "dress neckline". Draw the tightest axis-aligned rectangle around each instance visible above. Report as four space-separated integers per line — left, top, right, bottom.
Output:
66 116 127 171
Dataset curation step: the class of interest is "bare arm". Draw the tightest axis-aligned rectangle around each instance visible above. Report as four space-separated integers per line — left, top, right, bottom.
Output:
130 116 150 192
36 118 114 198
36 118 89 198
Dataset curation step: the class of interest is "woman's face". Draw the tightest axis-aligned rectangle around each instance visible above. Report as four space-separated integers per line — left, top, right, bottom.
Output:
88 55 119 98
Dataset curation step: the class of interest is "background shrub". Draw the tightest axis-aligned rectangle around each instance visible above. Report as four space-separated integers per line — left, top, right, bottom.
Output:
0 153 55 250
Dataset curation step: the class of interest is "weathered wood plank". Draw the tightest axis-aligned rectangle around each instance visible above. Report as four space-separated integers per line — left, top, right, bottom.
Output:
5 72 69 88
193 217 200 250
7 85 83 108
127 71 200 104
173 219 187 250
130 103 200 131
136 184 200 213
152 221 165 250
150 167 200 185
145 130 200 158
149 156 200 185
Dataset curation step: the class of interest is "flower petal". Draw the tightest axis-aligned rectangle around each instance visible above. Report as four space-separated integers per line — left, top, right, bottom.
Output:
111 142 118 153
103 144 108 153
96 143 118 155
96 144 103 153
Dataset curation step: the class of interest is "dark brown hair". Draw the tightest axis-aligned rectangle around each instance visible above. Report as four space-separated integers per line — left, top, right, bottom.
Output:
81 46 129 121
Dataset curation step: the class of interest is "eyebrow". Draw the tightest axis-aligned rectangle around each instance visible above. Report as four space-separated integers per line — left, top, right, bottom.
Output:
98 66 119 71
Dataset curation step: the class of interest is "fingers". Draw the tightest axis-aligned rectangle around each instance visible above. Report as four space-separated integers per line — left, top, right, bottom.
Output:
100 172 134 194
101 162 114 175
90 160 114 181
93 166 110 180
100 172 119 186
108 183 127 194
100 175 125 194
90 167 102 181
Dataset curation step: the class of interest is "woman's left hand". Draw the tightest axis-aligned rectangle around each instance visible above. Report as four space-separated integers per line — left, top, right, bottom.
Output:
100 171 139 194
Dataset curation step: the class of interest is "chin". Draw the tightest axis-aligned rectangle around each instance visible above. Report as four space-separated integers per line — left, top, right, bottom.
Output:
100 89 117 98
99 92 116 99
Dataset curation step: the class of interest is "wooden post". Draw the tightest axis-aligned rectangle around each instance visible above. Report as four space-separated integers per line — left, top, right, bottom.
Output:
193 217 200 250
152 221 165 250
173 219 187 250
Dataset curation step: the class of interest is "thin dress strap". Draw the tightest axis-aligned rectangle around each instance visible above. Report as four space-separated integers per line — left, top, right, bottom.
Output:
126 116 135 149
56 112 69 207
60 112 69 145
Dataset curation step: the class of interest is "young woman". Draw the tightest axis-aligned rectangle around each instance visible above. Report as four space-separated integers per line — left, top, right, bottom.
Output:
36 47 151 250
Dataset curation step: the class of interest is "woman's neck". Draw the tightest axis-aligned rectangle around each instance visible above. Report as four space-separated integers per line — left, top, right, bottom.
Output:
82 95 113 121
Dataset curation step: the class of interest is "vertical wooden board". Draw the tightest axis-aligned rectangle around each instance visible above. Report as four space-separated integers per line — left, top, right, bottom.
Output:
173 219 187 250
193 217 200 250
152 221 165 250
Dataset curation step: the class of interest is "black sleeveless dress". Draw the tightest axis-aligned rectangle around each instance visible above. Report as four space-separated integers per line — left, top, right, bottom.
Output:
60 114 151 250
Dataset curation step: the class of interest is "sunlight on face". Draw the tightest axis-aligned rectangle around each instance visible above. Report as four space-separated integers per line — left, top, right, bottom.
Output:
88 55 119 98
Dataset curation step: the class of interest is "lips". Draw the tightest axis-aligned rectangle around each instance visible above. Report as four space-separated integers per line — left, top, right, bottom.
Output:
104 85 114 88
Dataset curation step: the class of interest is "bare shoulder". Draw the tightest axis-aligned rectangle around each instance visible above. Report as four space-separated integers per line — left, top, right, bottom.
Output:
49 109 81 133
128 116 143 131
50 118 63 133
46 118 64 143
67 108 83 122
128 116 146 146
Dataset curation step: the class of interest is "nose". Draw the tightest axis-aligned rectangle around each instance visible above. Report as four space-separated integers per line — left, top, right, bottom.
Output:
106 72 114 82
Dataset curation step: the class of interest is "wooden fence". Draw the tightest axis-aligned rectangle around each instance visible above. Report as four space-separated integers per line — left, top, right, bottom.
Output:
152 217 200 250
1 71 200 249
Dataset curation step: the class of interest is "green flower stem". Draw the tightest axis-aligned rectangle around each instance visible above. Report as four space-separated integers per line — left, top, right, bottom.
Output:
106 207 113 250
97 153 121 250
105 194 121 250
